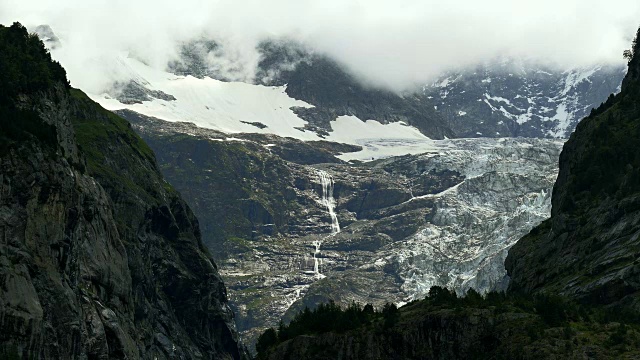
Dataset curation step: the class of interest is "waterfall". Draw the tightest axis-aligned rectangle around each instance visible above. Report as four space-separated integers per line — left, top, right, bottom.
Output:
312 239 322 274
318 170 340 234
313 170 341 277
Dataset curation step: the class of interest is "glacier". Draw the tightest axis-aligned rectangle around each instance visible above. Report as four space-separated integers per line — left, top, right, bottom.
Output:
127 113 562 347
39 28 578 350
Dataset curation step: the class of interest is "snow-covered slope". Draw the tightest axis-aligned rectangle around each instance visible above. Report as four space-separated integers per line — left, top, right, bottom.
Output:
422 59 626 138
30 25 441 158
84 54 438 159
40 24 624 145
91 55 318 140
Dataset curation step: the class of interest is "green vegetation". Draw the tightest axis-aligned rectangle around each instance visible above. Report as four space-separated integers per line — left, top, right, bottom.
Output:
256 300 385 356
562 27 640 214
623 28 639 63
70 89 157 184
257 286 640 358
0 22 68 154
0 22 68 99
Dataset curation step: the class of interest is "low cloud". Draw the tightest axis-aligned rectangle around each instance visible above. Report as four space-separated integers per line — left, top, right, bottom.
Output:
1 0 639 92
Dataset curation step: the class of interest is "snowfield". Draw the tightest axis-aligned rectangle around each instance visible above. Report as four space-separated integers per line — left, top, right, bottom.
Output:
88 55 439 160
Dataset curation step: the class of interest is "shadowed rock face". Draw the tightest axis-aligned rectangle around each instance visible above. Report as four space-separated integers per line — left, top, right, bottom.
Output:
506 28 640 311
0 23 247 360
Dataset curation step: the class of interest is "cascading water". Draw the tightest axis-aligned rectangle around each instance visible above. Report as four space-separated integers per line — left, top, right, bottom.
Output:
318 171 340 234
314 170 341 277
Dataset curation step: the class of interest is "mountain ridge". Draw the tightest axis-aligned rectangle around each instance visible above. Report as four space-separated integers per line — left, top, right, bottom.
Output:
0 22 247 359
422 60 626 138
34 26 625 145
506 26 640 310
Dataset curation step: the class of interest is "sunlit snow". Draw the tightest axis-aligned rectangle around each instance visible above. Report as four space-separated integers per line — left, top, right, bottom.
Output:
86 55 441 160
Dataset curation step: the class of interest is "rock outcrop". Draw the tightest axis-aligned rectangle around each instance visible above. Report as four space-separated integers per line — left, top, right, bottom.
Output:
0 23 246 359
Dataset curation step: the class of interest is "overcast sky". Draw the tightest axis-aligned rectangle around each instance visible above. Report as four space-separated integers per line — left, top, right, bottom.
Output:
2 0 639 91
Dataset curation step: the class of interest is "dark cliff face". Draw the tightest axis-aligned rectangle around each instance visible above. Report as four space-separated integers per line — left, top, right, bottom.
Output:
0 23 246 359
506 28 640 310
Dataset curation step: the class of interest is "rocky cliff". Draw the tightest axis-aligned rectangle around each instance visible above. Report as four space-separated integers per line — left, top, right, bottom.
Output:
506 27 640 311
0 23 246 359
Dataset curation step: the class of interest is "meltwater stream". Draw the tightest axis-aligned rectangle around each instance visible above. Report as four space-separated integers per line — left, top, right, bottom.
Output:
314 170 341 277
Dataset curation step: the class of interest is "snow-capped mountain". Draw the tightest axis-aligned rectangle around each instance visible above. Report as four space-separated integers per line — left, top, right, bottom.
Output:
41 23 624 146
92 40 625 143
78 43 452 159
422 59 626 138
31 25 623 350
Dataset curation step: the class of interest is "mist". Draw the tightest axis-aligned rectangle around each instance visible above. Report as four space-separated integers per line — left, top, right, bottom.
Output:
1 0 639 92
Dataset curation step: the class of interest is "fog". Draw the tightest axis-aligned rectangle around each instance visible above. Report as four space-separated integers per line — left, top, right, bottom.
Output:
1 0 639 92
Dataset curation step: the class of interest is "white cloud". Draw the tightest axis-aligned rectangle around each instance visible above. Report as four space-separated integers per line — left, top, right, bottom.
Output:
1 0 639 91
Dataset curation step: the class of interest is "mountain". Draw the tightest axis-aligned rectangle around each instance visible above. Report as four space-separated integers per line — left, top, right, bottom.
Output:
48 32 622 146
423 60 626 138
506 28 640 310
0 23 247 359
256 28 640 359
258 43 624 140
254 40 453 139
27 23 630 355
120 109 561 349
41 28 572 350
78 38 453 151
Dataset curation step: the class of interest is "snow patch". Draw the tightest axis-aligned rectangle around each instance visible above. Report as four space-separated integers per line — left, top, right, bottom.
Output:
327 116 439 162
90 57 319 141
85 54 446 161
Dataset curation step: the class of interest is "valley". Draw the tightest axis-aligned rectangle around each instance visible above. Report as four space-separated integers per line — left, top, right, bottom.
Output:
50 32 617 349
122 111 562 346
11 21 632 357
